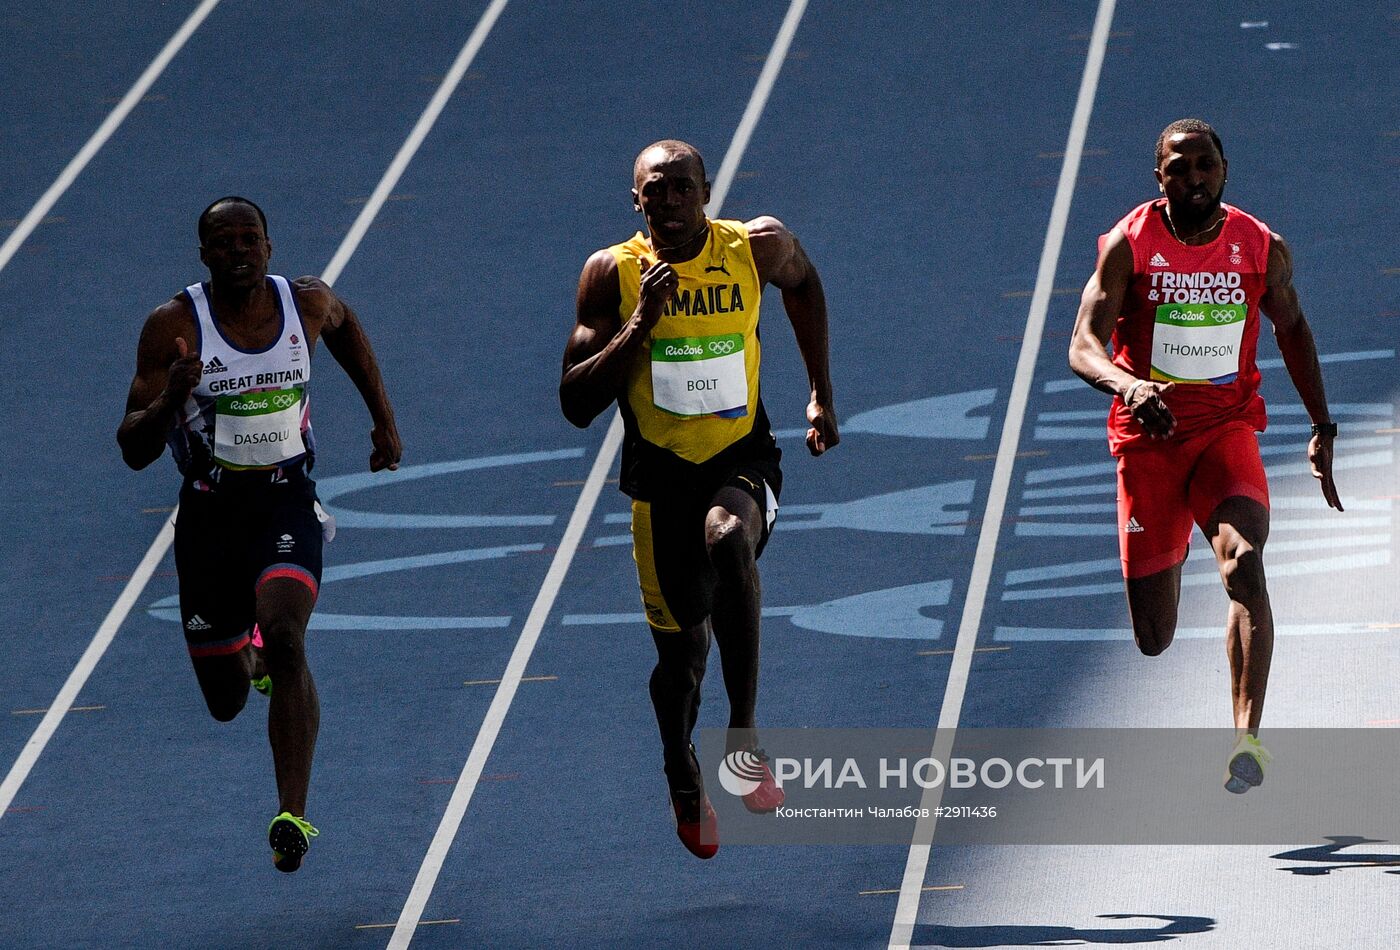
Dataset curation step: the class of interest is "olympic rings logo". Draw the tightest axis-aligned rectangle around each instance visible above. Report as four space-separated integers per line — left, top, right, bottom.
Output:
270 393 298 409
1209 309 1237 323
708 340 737 355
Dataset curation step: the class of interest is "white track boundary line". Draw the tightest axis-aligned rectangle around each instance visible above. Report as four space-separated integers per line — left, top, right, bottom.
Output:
385 2 809 945
0 1 510 823
885 1 1117 946
0 0 226 818
0 518 175 816
323 0 510 286
0 0 223 276
707 0 808 214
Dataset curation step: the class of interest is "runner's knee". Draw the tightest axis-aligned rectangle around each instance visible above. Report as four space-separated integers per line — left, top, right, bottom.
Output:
705 514 754 572
1125 571 1180 656
652 629 707 690
1133 625 1174 657
653 651 706 694
1220 544 1267 605
204 689 248 723
1129 605 1176 655
259 620 308 673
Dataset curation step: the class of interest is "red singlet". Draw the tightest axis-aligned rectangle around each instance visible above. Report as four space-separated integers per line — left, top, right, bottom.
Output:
1103 199 1272 455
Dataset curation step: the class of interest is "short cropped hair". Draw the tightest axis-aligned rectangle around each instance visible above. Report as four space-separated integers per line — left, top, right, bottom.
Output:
633 140 707 184
198 196 268 242
1154 119 1224 166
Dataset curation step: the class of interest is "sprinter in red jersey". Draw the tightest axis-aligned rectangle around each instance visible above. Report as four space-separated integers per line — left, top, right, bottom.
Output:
1068 119 1341 792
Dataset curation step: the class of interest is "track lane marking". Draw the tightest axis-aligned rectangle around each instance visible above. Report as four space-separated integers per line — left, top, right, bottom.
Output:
385 2 811 946
886 1 1117 945
0 0 511 826
0 0 223 275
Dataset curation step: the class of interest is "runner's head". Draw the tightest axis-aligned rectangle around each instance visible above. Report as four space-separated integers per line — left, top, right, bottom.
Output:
1154 119 1228 230
198 196 271 290
632 140 710 251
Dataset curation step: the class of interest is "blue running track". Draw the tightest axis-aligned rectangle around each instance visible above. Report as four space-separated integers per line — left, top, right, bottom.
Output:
1 2 1396 947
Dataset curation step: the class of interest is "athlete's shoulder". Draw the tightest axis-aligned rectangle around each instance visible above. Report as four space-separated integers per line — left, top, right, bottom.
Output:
1223 203 1272 239
287 274 341 316
576 247 623 317
605 231 650 263
738 215 792 259
1113 199 1161 238
136 294 196 357
581 246 622 284
738 215 785 241
289 274 333 298
1097 200 1161 269
146 292 195 332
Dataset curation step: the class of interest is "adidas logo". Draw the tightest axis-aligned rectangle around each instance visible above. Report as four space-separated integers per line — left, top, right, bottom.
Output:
185 614 212 631
1149 252 1170 267
204 356 228 373
1124 517 1145 534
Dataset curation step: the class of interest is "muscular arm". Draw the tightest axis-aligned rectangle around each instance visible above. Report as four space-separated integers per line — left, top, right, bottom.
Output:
559 249 677 428
1260 234 1341 510
116 299 201 471
296 277 402 472
747 216 838 455
1068 228 1175 438
1261 236 1330 427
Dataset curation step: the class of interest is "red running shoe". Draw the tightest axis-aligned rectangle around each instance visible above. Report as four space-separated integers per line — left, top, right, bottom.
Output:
670 790 719 859
741 755 785 814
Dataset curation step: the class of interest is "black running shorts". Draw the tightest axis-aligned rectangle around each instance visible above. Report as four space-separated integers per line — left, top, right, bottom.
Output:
173 468 323 659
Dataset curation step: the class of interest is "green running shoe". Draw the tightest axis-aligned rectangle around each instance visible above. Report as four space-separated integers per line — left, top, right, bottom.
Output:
268 812 319 872
1224 734 1271 794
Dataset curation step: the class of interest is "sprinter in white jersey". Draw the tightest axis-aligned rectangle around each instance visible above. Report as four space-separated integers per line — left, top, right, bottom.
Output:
118 197 402 872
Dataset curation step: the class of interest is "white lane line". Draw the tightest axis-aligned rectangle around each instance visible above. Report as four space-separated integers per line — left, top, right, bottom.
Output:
706 0 808 214
885 0 1118 946
384 412 621 949
386 3 810 945
0 518 173 817
0 0 223 276
322 0 510 286
0 2 511 823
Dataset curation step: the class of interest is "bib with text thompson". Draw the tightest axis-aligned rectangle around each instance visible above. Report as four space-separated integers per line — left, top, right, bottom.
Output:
1150 304 1245 384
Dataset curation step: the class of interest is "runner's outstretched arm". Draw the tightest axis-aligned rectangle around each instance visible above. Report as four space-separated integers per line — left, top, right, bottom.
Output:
299 278 402 473
747 216 838 456
1260 234 1341 511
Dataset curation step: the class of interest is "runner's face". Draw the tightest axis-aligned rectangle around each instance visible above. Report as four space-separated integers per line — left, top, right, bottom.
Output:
1155 132 1228 228
632 154 709 249
200 204 271 290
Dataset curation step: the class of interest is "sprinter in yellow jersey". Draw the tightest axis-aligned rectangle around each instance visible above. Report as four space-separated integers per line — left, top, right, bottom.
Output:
561 141 838 859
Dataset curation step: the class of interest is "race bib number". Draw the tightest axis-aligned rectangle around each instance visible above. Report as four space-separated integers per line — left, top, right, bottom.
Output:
213 386 306 467
1150 304 1246 384
651 333 748 417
